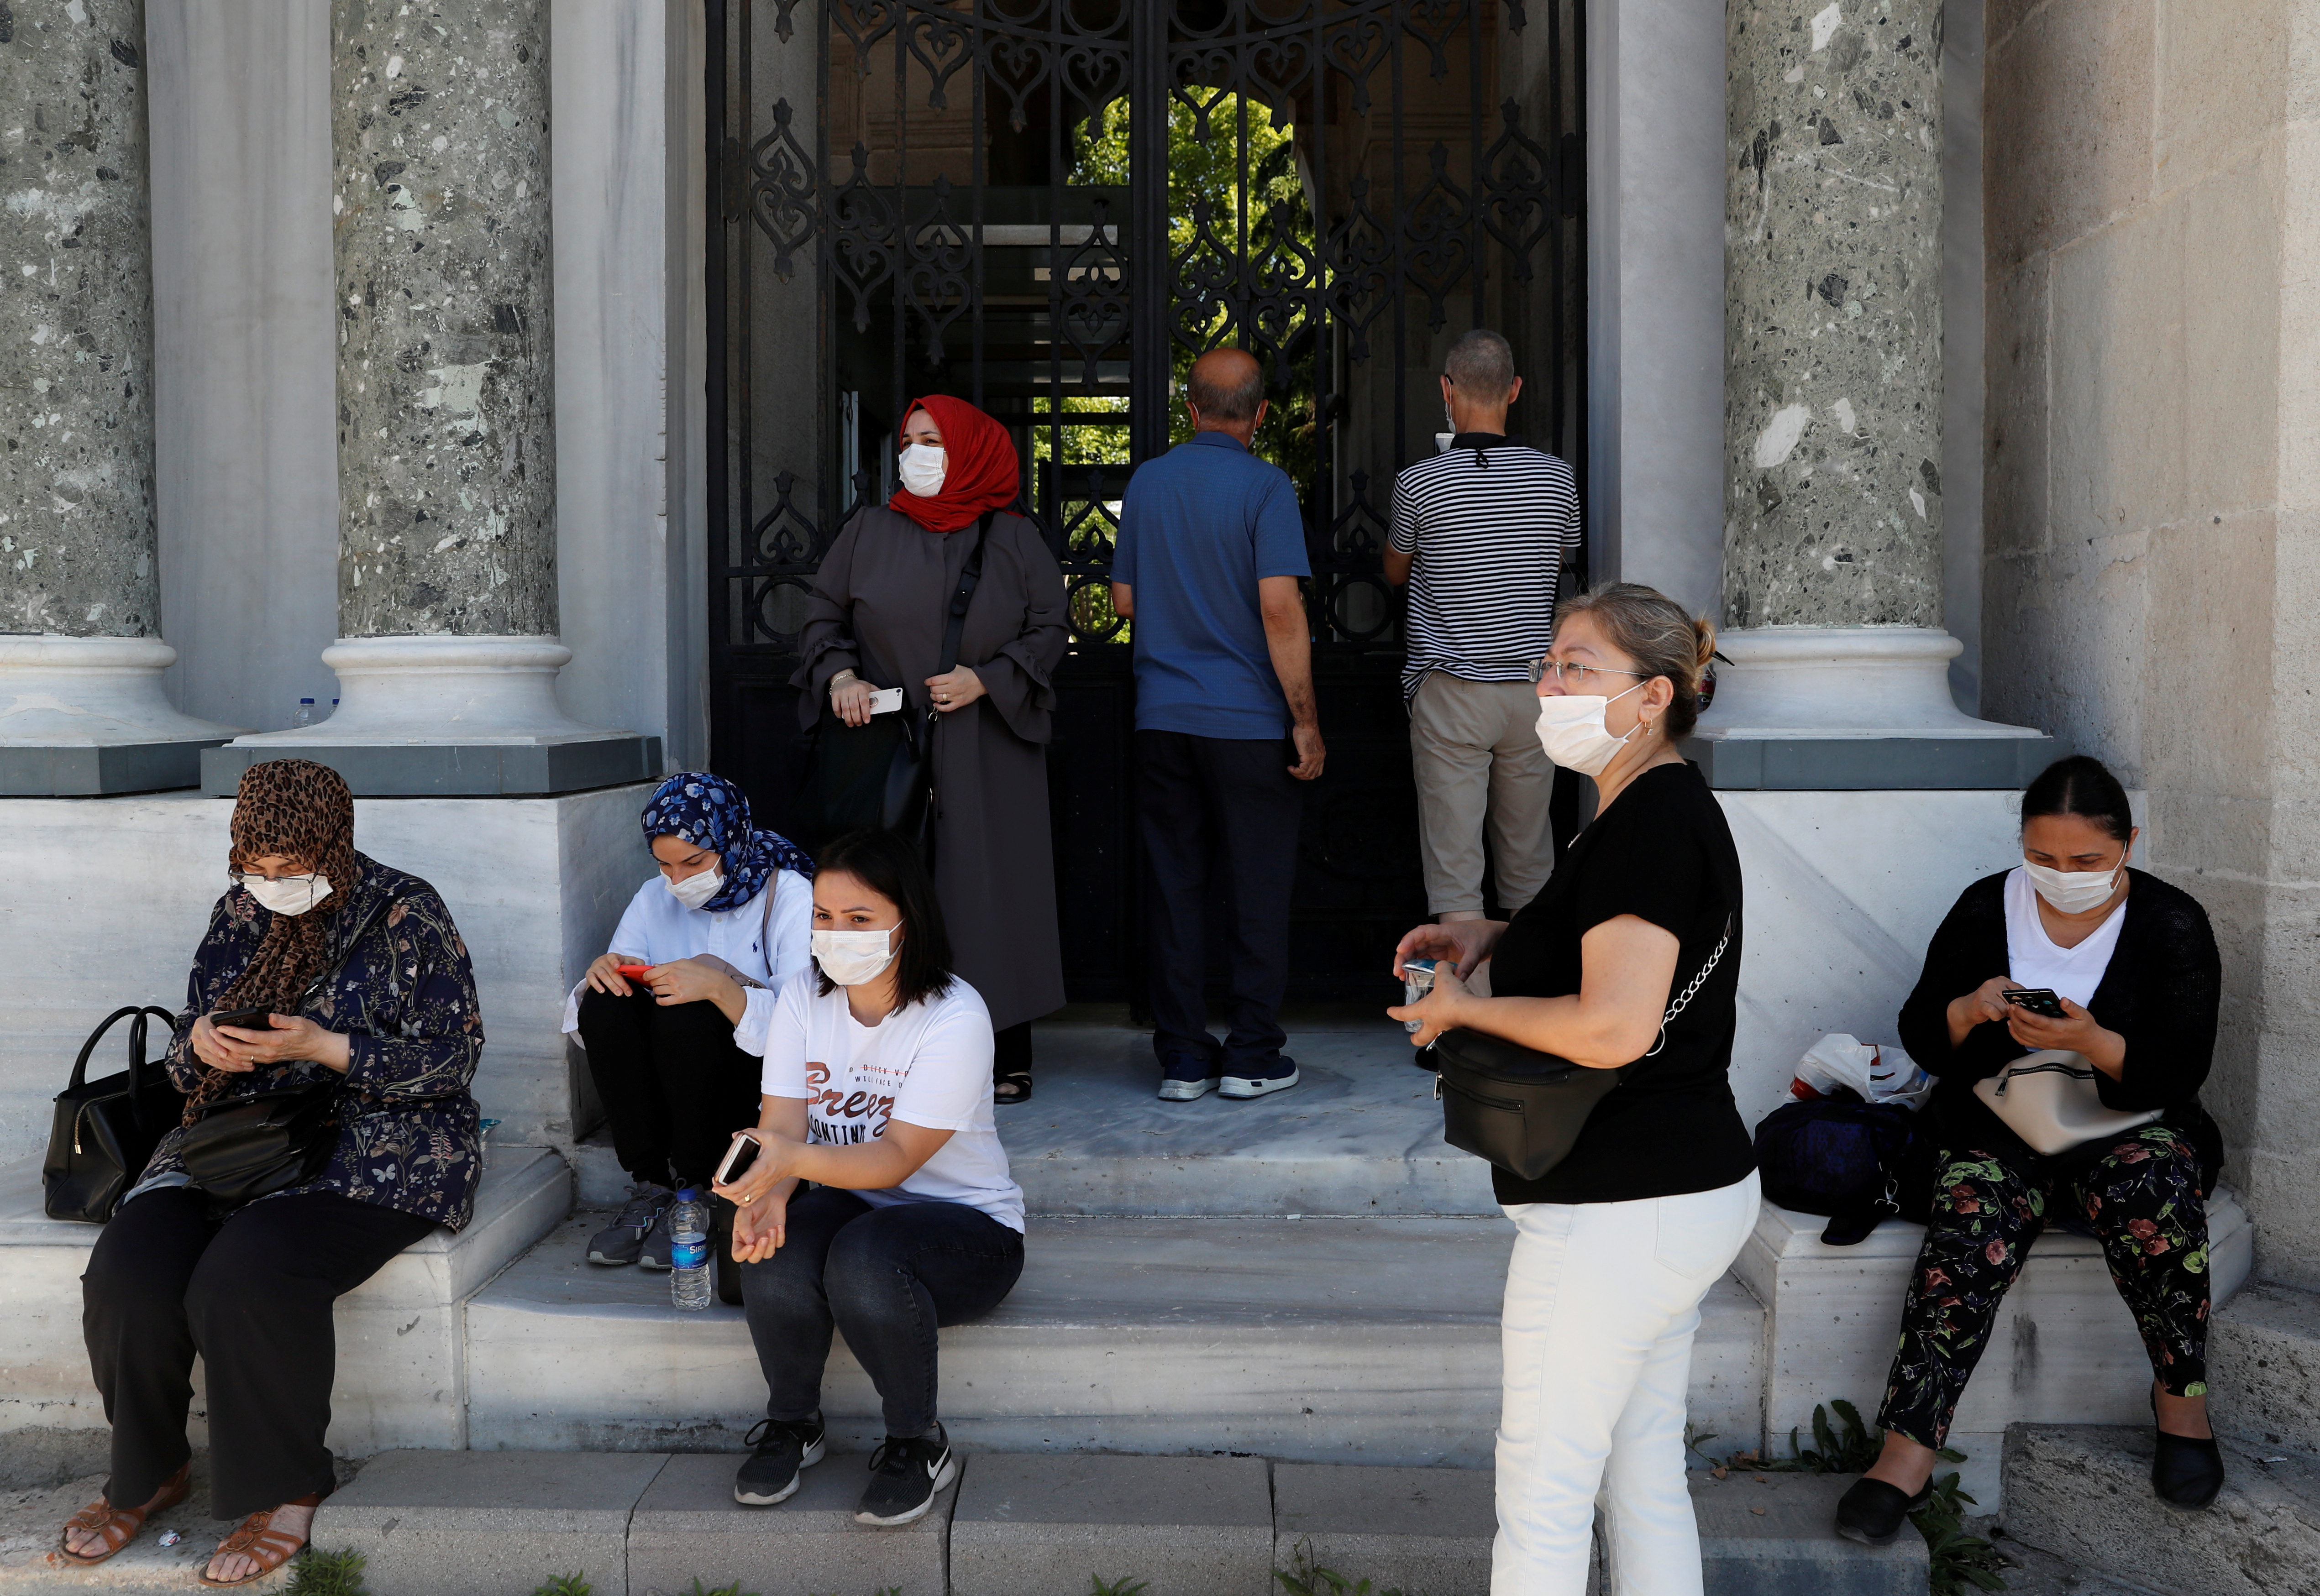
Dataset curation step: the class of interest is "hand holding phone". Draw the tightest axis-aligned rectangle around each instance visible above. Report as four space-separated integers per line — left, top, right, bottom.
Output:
615 964 654 980
714 1129 763 1187
2003 988 2068 1020
210 1006 279 1033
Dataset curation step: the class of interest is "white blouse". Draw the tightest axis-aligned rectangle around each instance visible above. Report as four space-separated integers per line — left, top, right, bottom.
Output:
561 869 814 1053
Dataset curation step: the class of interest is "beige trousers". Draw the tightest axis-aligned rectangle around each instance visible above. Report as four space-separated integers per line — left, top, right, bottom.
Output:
1410 671 1557 917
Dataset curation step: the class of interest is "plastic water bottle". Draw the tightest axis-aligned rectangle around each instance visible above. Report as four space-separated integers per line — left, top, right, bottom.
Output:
670 1188 712 1312
292 697 315 729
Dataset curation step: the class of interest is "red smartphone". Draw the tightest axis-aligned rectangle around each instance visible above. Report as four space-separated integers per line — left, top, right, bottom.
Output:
615 963 654 980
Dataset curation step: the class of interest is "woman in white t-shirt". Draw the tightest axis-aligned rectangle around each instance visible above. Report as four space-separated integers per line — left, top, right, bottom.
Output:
712 828 1025 1529
563 773 814 1274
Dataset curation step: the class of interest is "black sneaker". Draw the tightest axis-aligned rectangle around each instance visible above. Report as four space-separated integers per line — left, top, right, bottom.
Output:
734 1415 825 1506
1156 1051 1220 1102
1833 1475 1932 1546
635 1209 675 1271
855 1426 957 1526
1219 1052 1300 1100
586 1183 672 1266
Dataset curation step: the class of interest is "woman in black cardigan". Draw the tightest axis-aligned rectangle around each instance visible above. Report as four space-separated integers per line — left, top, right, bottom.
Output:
1836 757 2226 1545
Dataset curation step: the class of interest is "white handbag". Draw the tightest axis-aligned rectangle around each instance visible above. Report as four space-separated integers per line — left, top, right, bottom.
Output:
1972 1049 2162 1156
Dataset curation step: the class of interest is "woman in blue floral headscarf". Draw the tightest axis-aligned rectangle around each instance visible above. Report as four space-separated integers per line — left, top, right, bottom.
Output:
563 772 814 1283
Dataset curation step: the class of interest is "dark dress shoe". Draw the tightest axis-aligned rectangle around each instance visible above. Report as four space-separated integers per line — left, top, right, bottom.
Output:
1834 1476 1932 1546
2152 1429 2226 1509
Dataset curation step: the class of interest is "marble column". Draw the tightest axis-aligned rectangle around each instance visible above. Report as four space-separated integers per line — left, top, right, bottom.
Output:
0 0 237 793
1694 0 2042 788
210 0 655 795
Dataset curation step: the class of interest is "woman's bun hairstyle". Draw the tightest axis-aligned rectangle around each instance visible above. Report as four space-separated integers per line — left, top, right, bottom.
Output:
1556 582 1716 741
2021 754 2134 844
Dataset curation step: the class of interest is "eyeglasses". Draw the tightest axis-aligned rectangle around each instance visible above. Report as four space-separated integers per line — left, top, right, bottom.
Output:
1536 659 1652 690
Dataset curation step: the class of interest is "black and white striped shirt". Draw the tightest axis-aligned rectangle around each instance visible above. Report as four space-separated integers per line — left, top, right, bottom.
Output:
1390 436 1580 700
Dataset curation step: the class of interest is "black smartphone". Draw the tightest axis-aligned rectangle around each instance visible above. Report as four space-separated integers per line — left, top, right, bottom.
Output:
2003 988 2067 1019
210 1006 278 1032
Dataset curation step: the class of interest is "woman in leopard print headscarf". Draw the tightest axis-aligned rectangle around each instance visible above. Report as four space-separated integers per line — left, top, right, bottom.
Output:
66 758 487 1586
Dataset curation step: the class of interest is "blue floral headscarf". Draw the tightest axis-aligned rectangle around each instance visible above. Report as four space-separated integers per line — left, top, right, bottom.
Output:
639 772 814 913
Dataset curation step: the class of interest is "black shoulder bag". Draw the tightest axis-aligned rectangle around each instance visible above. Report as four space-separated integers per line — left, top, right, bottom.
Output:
43 1005 184 1223
793 510 996 859
1433 916 1733 1181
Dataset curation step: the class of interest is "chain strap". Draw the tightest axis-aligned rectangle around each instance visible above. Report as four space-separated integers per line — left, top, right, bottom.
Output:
1643 914 1734 1058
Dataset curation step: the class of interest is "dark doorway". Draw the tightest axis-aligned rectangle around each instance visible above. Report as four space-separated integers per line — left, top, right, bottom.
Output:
706 0 1584 1002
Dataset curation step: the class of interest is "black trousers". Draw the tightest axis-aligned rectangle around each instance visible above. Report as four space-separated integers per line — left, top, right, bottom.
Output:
578 987 763 1190
1134 729 1304 1070
740 1187 1024 1437
82 1187 434 1518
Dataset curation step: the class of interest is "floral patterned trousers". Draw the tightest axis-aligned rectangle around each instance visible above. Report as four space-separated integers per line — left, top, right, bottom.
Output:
1876 1125 2211 1450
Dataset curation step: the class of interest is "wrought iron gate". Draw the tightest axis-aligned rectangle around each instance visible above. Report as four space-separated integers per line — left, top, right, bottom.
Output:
707 0 1584 1002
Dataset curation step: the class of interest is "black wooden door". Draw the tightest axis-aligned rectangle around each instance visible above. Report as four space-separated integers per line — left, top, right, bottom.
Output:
706 0 1584 1003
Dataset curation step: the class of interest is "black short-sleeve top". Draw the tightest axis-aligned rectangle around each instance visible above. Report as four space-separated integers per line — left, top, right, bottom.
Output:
1485 760 1756 1205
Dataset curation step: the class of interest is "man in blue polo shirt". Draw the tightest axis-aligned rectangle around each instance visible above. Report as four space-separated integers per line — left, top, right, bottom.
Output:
1111 347 1325 1103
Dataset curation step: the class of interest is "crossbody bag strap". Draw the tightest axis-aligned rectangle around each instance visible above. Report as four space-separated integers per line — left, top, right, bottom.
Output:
1641 912 1735 1059
935 509 998 679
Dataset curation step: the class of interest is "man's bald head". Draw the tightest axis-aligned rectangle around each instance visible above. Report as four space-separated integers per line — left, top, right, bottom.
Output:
1186 348 1267 426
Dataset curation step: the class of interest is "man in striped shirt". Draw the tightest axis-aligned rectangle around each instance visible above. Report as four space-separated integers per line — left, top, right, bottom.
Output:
1386 329 1580 924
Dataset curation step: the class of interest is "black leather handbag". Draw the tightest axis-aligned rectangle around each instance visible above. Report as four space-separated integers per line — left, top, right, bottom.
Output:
1434 916 1733 1181
177 1074 344 1208
43 1005 185 1223
793 510 995 858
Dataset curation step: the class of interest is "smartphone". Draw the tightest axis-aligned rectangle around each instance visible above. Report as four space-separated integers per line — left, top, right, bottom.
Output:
868 686 905 716
210 1006 278 1032
2003 988 2068 1019
614 963 654 980
714 1130 763 1187
1401 958 1438 1034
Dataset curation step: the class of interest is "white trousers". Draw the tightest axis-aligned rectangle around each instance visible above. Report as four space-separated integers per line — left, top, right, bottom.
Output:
1492 1171 1762 1596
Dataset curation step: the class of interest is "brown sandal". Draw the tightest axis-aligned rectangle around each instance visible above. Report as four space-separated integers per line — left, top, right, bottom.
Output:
198 1495 319 1588
54 1460 191 1567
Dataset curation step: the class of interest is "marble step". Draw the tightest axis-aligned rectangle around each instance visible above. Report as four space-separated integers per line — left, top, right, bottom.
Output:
2208 1279 2320 1463
572 1015 1497 1218
464 1211 1769 1464
2000 1423 2320 1596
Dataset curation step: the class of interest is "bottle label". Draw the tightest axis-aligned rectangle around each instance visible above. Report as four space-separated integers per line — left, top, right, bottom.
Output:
672 1239 708 1270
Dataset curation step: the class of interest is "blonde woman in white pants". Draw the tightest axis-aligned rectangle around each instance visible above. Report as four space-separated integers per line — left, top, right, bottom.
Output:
1393 584 1762 1596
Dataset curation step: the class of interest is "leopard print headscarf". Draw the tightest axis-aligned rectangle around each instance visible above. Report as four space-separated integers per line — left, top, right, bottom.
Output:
184 759 360 1123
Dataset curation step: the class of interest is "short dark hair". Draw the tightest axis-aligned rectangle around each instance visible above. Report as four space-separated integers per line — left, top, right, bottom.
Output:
2021 754 2132 843
1186 350 1266 421
812 830 956 1009
1444 328 1516 399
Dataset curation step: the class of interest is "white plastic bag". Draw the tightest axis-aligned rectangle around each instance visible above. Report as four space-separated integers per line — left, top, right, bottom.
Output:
1790 1033 1933 1110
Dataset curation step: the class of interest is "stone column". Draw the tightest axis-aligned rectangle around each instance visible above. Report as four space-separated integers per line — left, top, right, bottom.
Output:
210 0 656 795
0 0 236 793
1695 0 2042 788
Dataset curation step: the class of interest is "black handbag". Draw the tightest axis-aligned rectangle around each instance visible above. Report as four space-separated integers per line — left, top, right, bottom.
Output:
43 1005 185 1223
1434 916 1733 1181
177 1074 344 1208
793 510 996 858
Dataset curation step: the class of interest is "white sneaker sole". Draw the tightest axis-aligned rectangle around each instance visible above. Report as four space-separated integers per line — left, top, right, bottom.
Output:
734 1436 825 1506
1218 1067 1300 1099
854 1453 958 1525
1156 1077 1217 1101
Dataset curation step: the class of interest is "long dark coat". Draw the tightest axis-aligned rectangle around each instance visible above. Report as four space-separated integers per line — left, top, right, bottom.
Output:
792 505 1068 1031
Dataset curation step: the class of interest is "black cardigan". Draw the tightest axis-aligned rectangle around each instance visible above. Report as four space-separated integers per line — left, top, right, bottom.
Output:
1895 868 2224 1180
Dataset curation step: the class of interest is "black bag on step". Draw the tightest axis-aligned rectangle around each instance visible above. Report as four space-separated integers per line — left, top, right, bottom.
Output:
1753 1097 1934 1245
44 1005 185 1223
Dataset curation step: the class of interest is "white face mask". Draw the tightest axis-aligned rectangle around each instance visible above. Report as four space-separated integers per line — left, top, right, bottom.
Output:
898 442 947 497
1535 682 1646 777
2026 853 2127 914
243 874 333 916
813 926 898 987
665 866 724 911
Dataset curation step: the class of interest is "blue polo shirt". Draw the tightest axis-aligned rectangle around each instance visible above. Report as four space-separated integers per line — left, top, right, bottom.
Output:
1113 431 1312 738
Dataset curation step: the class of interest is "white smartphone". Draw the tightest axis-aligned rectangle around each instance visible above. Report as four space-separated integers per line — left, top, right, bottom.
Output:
714 1129 763 1186
867 686 905 716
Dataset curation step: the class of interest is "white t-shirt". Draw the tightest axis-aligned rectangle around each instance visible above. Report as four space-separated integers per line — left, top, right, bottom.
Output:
759 971 1024 1233
561 869 814 1047
2003 865 2127 1008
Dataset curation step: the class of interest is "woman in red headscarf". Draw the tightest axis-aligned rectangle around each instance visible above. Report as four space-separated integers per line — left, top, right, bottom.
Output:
792 395 1067 1103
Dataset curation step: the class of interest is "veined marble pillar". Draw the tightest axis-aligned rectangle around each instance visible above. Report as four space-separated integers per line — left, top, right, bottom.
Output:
0 0 236 793
208 0 655 795
1695 0 2043 789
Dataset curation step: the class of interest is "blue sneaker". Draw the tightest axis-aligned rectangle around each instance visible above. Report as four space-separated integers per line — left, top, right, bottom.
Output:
1219 1053 1299 1100
1157 1052 1220 1101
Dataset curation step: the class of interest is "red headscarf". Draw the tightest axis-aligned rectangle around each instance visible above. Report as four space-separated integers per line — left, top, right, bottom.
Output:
887 394 1020 533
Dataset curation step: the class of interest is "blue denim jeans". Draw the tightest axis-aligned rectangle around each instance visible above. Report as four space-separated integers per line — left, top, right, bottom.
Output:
739 1185 1024 1437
